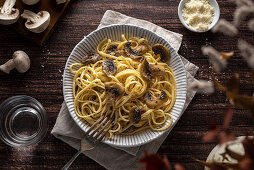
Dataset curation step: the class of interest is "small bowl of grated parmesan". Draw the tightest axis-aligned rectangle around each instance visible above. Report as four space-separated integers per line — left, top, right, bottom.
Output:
178 0 220 32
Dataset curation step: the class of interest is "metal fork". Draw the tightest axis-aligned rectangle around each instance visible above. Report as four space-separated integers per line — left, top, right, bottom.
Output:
62 115 113 170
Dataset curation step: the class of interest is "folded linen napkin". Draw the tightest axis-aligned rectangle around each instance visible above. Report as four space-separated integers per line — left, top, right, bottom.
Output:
51 10 199 170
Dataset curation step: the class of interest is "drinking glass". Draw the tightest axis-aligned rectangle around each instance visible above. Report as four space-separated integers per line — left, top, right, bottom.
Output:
0 95 47 147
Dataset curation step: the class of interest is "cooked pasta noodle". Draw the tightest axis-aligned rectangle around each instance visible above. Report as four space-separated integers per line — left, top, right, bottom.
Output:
70 35 176 138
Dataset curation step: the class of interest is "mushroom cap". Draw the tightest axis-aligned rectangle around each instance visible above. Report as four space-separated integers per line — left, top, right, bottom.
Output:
144 91 167 109
105 82 124 98
140 57 152 80
24 11 50 33
81 53 102 65
129 107 141 124
12 50 30 73
152 44 171 62
102 59 117 75
0 8 19 25
22 0 40 5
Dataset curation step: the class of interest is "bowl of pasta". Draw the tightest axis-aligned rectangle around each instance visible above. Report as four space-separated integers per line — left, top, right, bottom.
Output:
63 24 187 147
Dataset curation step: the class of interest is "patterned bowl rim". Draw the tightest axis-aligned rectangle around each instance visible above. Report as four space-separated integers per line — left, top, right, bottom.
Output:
63 24 187 147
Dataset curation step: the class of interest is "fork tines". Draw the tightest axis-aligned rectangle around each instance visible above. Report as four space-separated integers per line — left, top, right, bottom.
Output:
86 115 113 143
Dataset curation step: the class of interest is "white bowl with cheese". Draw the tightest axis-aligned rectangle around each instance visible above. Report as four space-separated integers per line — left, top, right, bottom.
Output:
178 0 220 32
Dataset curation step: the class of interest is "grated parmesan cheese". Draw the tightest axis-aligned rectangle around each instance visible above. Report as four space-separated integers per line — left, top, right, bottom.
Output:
182 0 214 31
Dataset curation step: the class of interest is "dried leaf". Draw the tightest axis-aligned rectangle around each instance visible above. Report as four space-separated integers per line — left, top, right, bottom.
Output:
242 138 254 161
228 93 254 112
174 163 185 170
212 19 238 37
202 46 228 72
212 75 227 91
220 51 234 60
225 145 246 161
239 158 254 170
139 151 171 170
202 124 219 142
226 73 240 95
218 130 235 145
163 155 172 170
189 80 214 94
223 107 233 129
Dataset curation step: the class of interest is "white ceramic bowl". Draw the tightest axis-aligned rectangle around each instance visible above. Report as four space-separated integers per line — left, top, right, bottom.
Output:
63 24 187 147
178 0 220 32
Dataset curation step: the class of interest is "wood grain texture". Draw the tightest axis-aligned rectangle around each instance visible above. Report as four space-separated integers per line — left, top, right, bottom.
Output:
0 0 73 46
0 0 254 169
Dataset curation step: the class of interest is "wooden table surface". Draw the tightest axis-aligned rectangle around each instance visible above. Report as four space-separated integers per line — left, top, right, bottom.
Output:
0 0 253 169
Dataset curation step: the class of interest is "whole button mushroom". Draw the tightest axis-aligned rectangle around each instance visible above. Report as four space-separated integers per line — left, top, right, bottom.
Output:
22 0 40 5
0 51 30 74
21 10 50 33
0 0 19 25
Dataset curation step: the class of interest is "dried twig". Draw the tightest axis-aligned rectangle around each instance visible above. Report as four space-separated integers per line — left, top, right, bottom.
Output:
202 46 227 72
233 6 254 27
238 39 254 69
189 80 214 94
212 19 238 37
229 0 254 7
248 19 254 31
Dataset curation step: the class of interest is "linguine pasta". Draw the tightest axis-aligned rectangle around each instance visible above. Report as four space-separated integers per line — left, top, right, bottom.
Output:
70 35 176 138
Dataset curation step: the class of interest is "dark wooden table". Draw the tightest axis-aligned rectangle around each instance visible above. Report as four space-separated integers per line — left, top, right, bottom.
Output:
0 0 253 169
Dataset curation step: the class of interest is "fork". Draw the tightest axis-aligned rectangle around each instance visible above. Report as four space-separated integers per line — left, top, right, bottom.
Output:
62 115 113 170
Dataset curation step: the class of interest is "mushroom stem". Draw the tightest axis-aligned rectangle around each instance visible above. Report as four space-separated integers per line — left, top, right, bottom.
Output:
1 0 16 14
0 59 15 74
21 10 39 23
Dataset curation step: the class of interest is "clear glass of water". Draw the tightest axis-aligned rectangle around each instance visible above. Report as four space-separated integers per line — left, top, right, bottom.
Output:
0 95 47 147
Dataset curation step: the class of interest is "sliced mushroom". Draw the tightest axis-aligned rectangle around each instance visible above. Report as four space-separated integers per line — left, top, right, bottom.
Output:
0 0 19 25
106 45 117 55
115 49 128 57
105 82 124 109
150 64 165 77
81 53 102 65
129 107 141 124
135 45 149 56
124 42 144 59
144 91 167 108
140 57 152 80
22 0 40 5
152 44 170 62
21 10 50 33
102 59 117 75
140 57 165 81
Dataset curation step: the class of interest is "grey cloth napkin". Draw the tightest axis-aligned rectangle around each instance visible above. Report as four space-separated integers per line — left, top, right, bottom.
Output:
51 10 199 170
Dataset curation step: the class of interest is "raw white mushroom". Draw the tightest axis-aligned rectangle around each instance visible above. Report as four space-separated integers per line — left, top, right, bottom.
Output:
21 10 50 33
0 0 19 25
56 0 66 5
0 51 30 74
22 0 40 5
